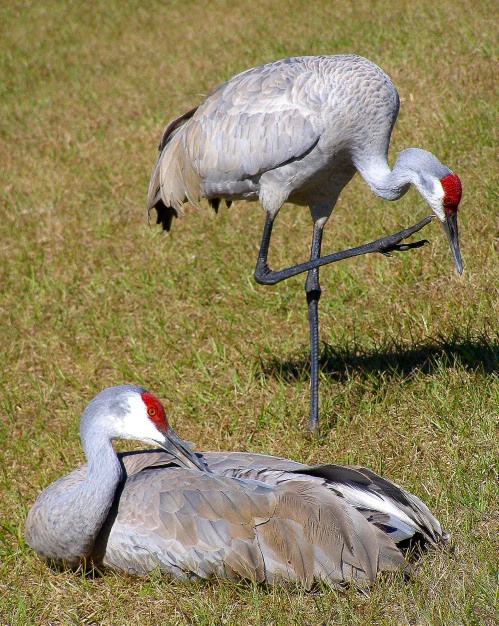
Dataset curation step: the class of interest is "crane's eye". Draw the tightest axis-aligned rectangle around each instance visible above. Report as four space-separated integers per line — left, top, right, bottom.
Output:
141 391 168 430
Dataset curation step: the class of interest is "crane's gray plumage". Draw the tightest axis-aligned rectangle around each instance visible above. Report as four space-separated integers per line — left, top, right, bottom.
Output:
147 55 463 432
26 386 447 587
150 56 392 216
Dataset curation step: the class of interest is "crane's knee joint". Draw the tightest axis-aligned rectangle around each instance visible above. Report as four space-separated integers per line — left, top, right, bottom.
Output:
305 271 321 298
306 287 322 304
254 260 275 285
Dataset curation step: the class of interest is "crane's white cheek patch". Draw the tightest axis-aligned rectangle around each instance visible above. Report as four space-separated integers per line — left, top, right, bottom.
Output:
116 394 164 443
425 179 446 221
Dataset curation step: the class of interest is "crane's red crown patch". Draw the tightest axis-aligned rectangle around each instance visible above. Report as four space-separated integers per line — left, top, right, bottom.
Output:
441 174 462 215
141 392 168 431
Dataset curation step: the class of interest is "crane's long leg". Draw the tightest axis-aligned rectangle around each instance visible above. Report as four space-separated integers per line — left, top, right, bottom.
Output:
254 212 434 432
255 212 324 432
305 221 325 433
255 215 435 286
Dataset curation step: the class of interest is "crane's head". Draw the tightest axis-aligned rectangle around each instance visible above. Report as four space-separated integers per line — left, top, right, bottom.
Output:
428 171 463 275
400 148 463 275
81 386 208 472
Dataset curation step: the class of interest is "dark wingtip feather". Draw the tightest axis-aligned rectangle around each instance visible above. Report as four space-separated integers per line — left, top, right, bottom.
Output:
208 198 233 214
208 198 220 213
148 200 177 232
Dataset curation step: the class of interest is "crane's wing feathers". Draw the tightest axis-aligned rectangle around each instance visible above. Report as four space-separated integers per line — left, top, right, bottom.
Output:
158 106 198 152
190 64 322 180
119 449 307 476
118 450 445 547
104 470 272 580
102 463 409 586
192 108 319 180
148 60 325 219
294 464 445 545
148 54 401 227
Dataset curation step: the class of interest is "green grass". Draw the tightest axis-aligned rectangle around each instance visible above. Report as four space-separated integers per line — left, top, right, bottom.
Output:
1 0 498 623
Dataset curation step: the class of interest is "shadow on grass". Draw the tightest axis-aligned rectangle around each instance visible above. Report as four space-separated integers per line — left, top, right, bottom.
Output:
258 330 499 383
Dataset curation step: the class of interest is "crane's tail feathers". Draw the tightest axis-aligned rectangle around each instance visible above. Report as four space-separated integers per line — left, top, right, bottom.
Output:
147 107 203 230
256 481 409 589
147 158 182 231
298 465 448 548
157 106 198 152
148 199 178 232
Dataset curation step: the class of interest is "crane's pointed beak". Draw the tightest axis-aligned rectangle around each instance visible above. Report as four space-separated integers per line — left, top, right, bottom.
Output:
158 427 210 473
442 213 463 275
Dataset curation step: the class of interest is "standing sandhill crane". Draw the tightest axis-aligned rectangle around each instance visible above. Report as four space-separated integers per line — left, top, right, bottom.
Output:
148 54 464 432
26 385 447 586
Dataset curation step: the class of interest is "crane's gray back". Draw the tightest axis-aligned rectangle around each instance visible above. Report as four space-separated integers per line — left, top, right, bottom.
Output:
152 55 401 213
191 55 399 186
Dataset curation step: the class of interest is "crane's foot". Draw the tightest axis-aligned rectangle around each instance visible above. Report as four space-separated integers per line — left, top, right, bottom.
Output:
380 238 430 257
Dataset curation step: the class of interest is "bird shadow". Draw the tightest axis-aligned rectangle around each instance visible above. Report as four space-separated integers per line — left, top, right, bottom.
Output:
257 329 499 384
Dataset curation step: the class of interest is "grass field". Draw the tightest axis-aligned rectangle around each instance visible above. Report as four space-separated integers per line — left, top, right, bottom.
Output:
0 0 497 624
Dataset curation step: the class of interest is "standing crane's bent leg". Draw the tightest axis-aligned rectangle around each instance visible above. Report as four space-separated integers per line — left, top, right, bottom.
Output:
254 205 331 433
254 203 433 433
305 216 327 432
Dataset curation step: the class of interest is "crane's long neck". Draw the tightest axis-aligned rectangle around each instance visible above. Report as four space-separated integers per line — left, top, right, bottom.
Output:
355 147 453 215
356 156 416 202
25 432 122 567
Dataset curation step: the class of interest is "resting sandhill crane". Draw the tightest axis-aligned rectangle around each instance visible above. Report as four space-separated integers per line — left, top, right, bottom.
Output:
26 386 447 586
147 55 463 433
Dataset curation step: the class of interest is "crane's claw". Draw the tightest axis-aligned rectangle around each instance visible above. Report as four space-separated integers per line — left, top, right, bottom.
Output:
381 238 430 256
